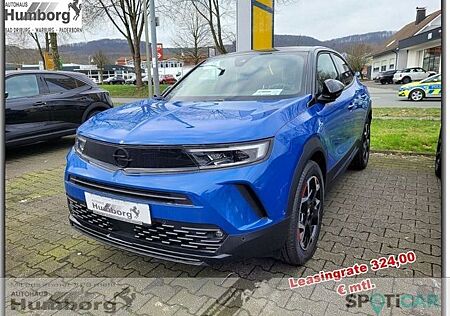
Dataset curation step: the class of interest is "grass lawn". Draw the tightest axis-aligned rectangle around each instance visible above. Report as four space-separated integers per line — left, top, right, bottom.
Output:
371 119 440 153
374 108 441 119
100 84 169 98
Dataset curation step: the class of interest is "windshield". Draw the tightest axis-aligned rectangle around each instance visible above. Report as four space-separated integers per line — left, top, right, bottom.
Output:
421 74 441 83
166 52 306 101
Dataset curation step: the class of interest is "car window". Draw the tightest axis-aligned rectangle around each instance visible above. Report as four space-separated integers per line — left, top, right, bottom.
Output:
316 53 339 94
166 52 306 101
6 74 40 99
44 74 79 93
332 54 354 86
403 69 411 73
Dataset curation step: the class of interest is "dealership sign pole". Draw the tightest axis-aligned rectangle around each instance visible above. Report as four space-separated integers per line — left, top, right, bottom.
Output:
237 0 274 51
143 0 152 98
150 0 160 97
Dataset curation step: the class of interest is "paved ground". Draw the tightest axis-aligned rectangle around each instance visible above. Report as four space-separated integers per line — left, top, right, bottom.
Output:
112 82 442 109
5 140 442 315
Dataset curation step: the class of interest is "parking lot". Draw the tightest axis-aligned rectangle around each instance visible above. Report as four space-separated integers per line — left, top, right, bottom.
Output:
5 138 441 315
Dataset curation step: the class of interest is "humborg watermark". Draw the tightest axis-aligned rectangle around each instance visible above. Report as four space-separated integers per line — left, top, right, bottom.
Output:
9 286 137 314
5 0 82 33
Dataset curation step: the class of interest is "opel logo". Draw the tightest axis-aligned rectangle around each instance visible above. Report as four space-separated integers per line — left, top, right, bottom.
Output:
112 148 132 168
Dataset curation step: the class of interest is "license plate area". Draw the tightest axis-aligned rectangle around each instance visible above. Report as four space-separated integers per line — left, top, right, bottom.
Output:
84 192 151 225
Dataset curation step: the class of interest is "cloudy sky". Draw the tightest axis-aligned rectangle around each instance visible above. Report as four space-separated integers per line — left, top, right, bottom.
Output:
66 0 441 46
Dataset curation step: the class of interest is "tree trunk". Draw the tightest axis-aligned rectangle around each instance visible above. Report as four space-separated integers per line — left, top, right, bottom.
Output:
132 40 143 87
49 33 61 70
30 33 46 69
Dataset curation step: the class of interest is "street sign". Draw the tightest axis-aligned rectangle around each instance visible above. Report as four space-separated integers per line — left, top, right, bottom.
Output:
157 43 163 61
237 0 274 51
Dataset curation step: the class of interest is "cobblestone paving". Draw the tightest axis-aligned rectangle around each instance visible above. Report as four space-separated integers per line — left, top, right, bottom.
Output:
5 141 442 315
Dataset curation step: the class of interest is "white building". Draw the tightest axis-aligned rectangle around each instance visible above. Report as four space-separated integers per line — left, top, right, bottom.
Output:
371 8 441 79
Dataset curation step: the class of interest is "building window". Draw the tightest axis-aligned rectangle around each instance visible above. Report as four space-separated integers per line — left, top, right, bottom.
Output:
373 67 380 72
381 65 387 71
422 46 441 73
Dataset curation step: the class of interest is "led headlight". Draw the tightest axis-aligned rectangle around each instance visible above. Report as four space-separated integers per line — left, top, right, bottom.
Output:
186 139 272 169
74 135 87 155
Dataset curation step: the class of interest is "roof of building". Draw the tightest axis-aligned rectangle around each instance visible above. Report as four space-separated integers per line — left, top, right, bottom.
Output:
372 10 441 57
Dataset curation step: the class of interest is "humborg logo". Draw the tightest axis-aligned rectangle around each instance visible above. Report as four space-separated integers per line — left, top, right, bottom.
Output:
5 0 83 31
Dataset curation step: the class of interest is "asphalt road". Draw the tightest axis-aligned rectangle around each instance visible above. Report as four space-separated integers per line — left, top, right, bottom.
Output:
364 81 442 108
112 81 443 109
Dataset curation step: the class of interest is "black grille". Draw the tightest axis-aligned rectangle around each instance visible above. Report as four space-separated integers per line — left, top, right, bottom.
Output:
82 138 196 169
69 198 113 231
68 197 226 254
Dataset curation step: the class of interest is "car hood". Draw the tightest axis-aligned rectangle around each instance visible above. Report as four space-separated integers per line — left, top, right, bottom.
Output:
78 96 310 145
400 82 422 89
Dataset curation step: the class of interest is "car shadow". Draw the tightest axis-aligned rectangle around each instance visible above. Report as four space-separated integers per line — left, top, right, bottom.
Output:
5 136 75 161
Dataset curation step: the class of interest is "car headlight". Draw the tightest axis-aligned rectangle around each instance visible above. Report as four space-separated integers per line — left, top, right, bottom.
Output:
186 139 272 169
74 135 87 155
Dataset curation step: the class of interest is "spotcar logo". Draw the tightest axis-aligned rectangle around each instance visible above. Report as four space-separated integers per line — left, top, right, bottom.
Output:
5 0 82 32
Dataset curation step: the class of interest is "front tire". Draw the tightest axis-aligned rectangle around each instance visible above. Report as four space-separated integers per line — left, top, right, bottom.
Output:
410 89 425 101
402 76 412 84
350 118 371 170
281 161 324 266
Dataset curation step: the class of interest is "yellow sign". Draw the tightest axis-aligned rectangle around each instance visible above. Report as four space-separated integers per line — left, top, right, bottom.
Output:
44 52 55 70
252 0 274 50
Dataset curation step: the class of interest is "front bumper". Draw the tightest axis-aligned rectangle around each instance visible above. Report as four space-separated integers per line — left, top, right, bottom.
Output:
398 90 410 98
68 196 289 265
64 137 299 264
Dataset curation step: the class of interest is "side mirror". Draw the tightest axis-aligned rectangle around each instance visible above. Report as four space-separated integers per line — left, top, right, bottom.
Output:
354 71 361 79
317 79 345 103
5 92 8 99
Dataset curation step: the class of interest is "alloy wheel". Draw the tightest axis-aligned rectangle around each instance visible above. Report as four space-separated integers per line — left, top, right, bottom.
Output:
362 122 370 163
411 90 423 101
298 175 321 251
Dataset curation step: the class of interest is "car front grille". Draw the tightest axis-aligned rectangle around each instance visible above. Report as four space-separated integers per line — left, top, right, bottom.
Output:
69 176 192 205
67 197 226 254
81 137 197 170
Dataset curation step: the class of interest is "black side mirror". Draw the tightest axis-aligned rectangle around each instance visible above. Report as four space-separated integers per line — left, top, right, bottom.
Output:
5 92 8 99
317 79 345 103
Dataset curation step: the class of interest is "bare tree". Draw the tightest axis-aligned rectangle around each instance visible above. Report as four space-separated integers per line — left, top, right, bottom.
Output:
93 50 110 83
49 33 62 70
29 33 48 68
345 43 373 75
172 10 209 64
86 0 147 86
189 0 229 54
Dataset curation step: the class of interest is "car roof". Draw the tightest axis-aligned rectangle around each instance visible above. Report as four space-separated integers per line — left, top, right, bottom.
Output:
6 70 87 78
214 46 340 57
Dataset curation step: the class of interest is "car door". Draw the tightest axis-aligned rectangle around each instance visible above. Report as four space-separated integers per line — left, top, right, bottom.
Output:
5 73 52 144
332 54 369 140
413 68 427 81
423 75 442 98
313 53 356 172
40 73 92 131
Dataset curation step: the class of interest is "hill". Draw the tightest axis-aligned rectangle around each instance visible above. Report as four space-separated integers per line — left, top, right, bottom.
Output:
6 31 394 65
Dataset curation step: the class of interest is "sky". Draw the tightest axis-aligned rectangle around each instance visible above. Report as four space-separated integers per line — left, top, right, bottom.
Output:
65 0 442 47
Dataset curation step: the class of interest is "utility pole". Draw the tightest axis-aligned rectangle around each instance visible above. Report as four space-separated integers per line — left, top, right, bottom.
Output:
143 0 152 98
149 0 160 96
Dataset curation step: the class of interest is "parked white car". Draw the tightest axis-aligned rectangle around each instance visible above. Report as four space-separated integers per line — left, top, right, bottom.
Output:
393 67 436 84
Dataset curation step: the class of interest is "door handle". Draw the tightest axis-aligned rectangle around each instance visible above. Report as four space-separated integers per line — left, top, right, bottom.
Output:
348 103 357 111
33 101 47 106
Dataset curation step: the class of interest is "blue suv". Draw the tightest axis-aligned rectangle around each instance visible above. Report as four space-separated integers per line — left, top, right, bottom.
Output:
65 47 372 266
